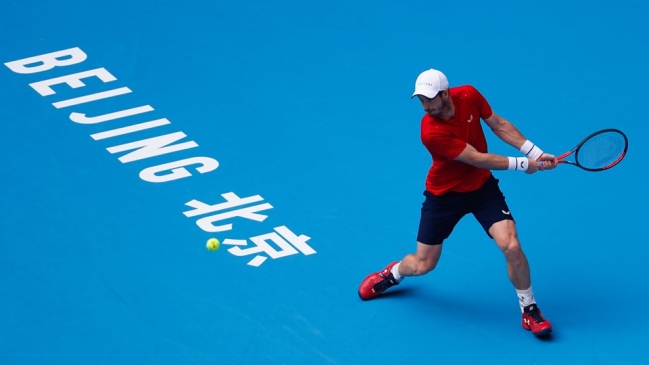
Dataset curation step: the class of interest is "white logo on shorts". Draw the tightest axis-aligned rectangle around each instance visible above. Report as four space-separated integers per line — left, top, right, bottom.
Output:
502 210 511 215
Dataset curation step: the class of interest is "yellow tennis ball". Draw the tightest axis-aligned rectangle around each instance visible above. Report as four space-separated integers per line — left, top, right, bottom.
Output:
206 238 220 251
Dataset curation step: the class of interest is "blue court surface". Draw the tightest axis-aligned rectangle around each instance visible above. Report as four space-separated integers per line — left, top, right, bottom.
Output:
2 1 649 364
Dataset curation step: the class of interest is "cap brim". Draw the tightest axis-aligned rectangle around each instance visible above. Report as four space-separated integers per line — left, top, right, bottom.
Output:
411 90 439 99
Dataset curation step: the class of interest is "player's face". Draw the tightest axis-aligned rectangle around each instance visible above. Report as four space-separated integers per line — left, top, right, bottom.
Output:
418 91 448 117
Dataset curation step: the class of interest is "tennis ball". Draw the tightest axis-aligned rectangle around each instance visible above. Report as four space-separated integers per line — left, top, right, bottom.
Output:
206 238 220 251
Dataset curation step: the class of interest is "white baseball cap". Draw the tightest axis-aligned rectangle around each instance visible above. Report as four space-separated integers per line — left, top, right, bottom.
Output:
411 69 449 99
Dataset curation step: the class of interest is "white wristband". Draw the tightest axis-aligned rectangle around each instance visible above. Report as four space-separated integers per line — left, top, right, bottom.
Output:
507 157 529 171
520 140 544 160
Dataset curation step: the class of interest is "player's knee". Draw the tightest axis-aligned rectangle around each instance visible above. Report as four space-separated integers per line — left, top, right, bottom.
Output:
500 238 523 258
415 258 437 275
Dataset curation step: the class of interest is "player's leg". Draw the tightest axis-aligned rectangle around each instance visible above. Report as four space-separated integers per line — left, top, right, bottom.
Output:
357 243 442 300
358 190 465 300
470 176 529 290
473 175 553 336
489 219 552 336
489 219 530 290
397 241 443 276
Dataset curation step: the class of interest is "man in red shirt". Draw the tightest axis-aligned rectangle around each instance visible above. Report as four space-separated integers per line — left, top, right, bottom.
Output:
358 69 557 337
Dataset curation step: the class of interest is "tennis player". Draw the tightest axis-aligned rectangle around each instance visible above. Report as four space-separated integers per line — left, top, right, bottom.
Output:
358 69 557 337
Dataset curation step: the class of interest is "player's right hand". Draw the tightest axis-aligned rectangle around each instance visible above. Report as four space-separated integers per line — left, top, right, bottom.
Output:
537 153 557 170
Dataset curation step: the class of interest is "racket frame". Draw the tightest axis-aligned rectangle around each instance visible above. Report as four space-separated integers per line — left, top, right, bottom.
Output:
556 128 628 172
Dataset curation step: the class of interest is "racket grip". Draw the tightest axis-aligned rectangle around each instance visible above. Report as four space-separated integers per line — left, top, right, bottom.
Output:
538 160 563 168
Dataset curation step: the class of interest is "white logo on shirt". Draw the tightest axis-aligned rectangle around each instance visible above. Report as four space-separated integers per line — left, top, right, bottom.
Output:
467 115 473 123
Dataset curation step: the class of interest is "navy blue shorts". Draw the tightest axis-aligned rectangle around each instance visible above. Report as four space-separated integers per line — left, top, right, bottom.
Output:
417 175 515 245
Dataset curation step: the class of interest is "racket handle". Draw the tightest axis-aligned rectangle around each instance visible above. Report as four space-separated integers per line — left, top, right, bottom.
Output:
537 160 562 168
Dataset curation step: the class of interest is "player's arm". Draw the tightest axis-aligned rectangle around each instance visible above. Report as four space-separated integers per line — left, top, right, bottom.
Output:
483 112 527 150
454 143 542 174
483 112 557 167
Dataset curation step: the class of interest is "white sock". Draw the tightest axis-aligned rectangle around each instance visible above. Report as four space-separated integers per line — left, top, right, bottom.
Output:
516 286 536 312
390 262 403 282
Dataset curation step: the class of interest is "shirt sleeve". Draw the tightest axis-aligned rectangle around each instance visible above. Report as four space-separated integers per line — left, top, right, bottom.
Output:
421 126 467 160
468 85 493 120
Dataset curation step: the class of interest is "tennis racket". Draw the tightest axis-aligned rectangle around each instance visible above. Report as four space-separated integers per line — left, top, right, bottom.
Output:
552 128 628 171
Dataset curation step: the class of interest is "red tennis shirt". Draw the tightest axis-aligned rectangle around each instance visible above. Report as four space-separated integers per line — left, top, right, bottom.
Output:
420 85 493 195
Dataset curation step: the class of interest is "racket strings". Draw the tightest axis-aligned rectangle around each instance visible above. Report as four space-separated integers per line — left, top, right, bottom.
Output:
576 132 626 169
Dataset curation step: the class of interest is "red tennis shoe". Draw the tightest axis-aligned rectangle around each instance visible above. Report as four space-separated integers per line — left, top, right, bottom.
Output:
358 262 400 300
522 304 553 337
